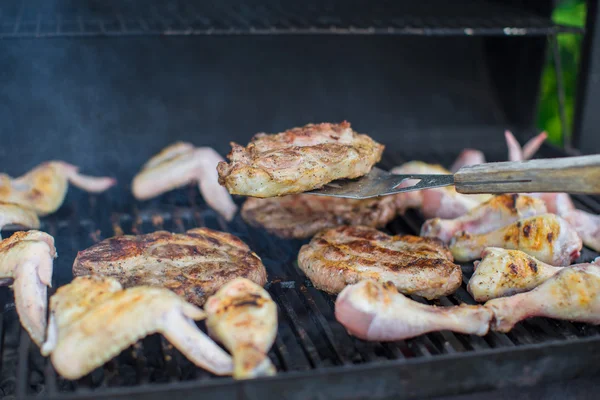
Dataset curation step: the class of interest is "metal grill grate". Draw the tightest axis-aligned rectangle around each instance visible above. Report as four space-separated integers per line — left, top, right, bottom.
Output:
0 0 583 39
2 151 600 400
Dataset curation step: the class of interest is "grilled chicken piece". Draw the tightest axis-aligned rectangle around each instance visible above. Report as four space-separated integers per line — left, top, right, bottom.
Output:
72 228 267 306
335 280 492 341
450 149 485 172
0 230 56 346
0 202 40 237
241 194 399 239
421 195 547 244
485 264 600 332
205 278 277 379
390 161 490 218
0 161 116 216
449 214 582 265
468 248 564 302
217 122 384 198
42 276 233 380
298 225 461 299
132 142 237 221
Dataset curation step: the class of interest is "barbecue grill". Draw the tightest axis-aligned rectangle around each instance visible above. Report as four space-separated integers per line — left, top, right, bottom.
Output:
2 0 600 399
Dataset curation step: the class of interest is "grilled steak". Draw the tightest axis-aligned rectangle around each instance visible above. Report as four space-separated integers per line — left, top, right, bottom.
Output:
241 194 399 239
72 228 267 306
217 121 384 197
298 225 462 299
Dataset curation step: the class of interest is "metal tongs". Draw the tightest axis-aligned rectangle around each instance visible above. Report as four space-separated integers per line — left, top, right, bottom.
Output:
306 154 600 199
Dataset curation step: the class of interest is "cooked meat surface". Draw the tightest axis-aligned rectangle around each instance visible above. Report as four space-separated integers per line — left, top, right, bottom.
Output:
72 228 267 306
217 122 384 197
336 280 491 341
0 230 56 346
449 214 582 266
297 225 462 299
421 194 547 244
0 202 40 237
241 194 399 239
468 248 563 302
42 276 233 380
132 142 237 221
205 278 277 379
485 264 600 332
0 161 115 215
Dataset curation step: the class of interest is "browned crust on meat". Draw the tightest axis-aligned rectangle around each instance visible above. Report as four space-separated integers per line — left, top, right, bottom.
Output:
72 228 267 306
298 226 461 299
240 194 399 239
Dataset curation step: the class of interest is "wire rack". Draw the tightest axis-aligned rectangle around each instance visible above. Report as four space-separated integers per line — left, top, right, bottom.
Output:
1 150 600 399
0 0 584 38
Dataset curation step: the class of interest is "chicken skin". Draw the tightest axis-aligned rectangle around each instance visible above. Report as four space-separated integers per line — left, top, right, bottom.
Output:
42 276 233 380
0 161 115 215
421 194 547 244
467 248 564 302
449 214 582 266
132 142 237 221
0 230 56 346
450 149 485 172
205 278 277 379
217 122 384 198
0 202 40 238
335 280 492 341
485 264 600 332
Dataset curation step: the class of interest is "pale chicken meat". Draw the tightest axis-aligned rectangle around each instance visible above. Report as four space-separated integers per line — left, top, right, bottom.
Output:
485 264 600 332
217 122 384 197
0 202 40 237
449 214 582 266
335 280 492 341
468 248 564 302
390 161 490 219
298 225 462 300
421 194 547 244
241 194 399 239
0 230 56 346
450 149 485 172
132 142 237 221
205 278 277 379
0 161 116 215
72 228 267 306
42 276 233 380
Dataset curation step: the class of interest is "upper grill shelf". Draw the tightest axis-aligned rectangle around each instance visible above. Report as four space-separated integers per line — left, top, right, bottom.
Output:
0 0 583 39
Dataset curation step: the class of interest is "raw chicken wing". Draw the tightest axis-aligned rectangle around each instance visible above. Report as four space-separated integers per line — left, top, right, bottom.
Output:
42 276 233 380
421 194 547 244
0 230 56 346
485 264 600 332
335 280 492 341
217 122 384 197
0 161 115 215
0 202 40 238
449 214 582 265
468 248 563 302
205 278 277 379
450 149 485 172
132 142 237 221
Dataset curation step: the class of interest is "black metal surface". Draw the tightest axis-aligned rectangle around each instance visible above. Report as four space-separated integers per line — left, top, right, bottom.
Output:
1 150 600 400
0 0 583 39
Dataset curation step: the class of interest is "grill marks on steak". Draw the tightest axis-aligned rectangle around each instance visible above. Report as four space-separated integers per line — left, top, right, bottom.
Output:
241 194 399 239
298 226 461 299
72 228 267 306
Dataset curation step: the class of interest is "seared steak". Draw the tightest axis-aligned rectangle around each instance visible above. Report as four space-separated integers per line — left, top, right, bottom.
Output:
241 194 399 239
72 228 267 306
298 225 461 299
217 121 384 197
